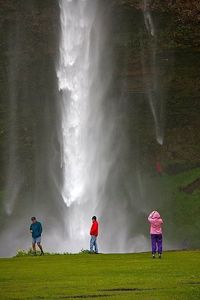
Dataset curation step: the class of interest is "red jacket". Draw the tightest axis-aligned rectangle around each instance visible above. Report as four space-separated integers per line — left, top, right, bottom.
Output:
90 220 98 236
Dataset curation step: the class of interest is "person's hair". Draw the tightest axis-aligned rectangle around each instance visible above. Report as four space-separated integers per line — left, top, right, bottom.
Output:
31 217 36 221
92 216 96 220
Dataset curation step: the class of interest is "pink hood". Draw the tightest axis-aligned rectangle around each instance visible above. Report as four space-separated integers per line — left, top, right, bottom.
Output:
148 211 163 234
150 211 160 219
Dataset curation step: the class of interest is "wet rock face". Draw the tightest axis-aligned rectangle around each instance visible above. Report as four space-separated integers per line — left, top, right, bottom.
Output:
110 1 200 164
114 0 200 23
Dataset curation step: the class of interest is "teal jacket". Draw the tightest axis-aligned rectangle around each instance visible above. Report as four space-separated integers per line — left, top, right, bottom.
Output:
30 221 42 238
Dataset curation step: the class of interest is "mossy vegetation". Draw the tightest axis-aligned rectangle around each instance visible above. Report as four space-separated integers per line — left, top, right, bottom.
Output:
160 168 200 248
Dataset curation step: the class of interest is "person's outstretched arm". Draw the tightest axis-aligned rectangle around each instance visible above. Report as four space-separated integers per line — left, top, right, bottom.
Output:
148 211 156 222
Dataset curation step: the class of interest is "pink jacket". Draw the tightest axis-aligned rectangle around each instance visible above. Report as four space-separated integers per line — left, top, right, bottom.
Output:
148 211 163 234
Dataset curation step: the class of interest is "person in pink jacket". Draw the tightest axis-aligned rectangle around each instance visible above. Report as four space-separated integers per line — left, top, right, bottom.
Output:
148 211 163 258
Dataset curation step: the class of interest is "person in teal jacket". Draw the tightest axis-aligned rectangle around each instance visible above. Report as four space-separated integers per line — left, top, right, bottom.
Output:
30 217 44 255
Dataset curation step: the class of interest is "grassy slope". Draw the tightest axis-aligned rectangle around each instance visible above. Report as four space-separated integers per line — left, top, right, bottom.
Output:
159 168 200 248
0 251 199 300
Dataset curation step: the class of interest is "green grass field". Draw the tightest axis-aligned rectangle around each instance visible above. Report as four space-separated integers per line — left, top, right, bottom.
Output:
0 251 199 300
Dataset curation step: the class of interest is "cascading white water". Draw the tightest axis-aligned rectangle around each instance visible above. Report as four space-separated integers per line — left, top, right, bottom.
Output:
56 0 112 251
57 0 94 207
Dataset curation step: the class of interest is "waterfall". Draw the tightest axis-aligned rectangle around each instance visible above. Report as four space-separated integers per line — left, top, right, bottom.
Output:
142 0 165 145
57 0 95 207
57 0 113 251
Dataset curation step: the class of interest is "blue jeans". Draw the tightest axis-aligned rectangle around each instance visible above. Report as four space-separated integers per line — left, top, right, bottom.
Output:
90 235 98 253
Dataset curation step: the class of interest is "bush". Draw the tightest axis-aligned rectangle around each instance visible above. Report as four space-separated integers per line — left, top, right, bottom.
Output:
15 249 93 257
15 248 42 257
15 249 71 257
79 249 91 254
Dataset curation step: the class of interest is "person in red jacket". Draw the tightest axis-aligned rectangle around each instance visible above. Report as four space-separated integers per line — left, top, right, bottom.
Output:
90 216 98 253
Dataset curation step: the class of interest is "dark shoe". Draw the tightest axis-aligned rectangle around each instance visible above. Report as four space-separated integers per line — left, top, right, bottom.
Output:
40 251 44 256
152 254 155 259
158 254 162 259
